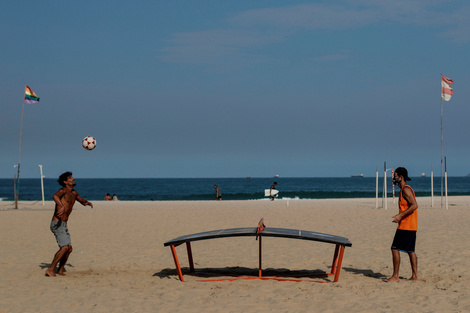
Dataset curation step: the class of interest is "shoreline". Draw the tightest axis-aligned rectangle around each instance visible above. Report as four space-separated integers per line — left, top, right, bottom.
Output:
1 195 469 209
3 176 469 202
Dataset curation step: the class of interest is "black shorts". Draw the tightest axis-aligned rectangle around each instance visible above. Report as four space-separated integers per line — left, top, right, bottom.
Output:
391 229 416 253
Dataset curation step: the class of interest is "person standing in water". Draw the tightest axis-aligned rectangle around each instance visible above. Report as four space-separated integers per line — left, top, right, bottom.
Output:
270 182 277 201
214 185 222 201
45 172 93 277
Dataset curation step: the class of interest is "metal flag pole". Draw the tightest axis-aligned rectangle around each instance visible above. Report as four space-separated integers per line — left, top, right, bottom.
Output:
440 74 444 209
441 73 444 209
445 157 448 210
15 86 27 209
440 73 455 210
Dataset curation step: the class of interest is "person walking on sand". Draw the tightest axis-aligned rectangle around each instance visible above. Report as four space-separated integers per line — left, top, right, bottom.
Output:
45 172 93 277
385 167 418 282
214 185 222 201
270 182 277 201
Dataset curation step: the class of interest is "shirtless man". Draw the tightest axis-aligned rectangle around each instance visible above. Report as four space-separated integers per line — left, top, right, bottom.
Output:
45 172 93 277
214 185 222 201
270 182 277 201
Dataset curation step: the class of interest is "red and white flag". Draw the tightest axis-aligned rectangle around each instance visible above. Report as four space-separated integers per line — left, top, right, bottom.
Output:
441 75 454 101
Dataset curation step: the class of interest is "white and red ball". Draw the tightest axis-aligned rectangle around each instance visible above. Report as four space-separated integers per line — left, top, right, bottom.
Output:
82 136 97 151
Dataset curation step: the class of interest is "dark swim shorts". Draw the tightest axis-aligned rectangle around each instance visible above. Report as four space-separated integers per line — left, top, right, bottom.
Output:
391 229 416 253
50 221 71 247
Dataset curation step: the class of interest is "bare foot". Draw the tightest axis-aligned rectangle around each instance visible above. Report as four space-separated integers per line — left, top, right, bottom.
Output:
409 277 419 281
383 276 400 282
45 269 56 277
57 271 66 276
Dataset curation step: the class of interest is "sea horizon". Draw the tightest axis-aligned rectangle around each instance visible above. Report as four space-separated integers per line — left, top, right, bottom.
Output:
2 176 470 202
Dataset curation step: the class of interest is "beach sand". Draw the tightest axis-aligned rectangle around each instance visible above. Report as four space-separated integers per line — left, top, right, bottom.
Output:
1 197 469 313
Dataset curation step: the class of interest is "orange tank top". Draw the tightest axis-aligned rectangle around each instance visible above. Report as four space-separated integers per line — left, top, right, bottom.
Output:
398 185 418 231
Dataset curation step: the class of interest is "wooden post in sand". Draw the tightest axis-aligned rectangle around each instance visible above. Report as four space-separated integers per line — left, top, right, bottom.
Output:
383 162 387 210
39 165 45 206
431 165 434 207
375 168 379 208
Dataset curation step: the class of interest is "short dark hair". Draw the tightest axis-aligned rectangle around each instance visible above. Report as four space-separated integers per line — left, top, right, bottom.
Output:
58 171 72 187
395 167 411 181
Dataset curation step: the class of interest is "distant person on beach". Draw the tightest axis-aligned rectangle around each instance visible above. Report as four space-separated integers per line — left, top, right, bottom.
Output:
104 193 112 201
112 194 118 201
384 167 418 282
270 182 277 201
45 172 93 277
214 185 222 201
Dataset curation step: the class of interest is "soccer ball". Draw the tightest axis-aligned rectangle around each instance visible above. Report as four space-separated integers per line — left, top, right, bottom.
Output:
82 136 97 151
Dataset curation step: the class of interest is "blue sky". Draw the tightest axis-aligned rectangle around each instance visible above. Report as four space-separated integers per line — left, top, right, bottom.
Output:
1 0 469 178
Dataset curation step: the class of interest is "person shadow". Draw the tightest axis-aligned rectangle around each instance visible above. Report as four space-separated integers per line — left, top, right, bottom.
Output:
342 267 388 279
39 262 74 272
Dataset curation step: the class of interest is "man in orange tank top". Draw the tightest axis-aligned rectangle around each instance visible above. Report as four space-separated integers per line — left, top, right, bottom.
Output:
384 167 419 282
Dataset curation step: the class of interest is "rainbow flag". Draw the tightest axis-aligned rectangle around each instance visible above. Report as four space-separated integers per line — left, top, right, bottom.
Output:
24 85 40 103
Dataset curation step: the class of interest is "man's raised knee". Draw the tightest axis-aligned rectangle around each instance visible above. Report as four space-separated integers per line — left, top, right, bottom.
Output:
60 245 72 253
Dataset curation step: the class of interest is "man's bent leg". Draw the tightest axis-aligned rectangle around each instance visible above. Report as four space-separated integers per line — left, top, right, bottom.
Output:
45 246 70 277
57 245 73 275
384 249 401 282
408 252 418 281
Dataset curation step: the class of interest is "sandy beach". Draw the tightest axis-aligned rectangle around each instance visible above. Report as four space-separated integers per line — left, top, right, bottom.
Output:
1 197 469 313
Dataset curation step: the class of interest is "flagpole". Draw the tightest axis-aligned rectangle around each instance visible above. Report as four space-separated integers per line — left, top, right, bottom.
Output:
15 86 26 209
440 73 455 209
445 156 448 210
440 76 443 209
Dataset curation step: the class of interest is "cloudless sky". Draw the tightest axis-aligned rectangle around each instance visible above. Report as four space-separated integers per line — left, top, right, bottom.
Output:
1 0 469 179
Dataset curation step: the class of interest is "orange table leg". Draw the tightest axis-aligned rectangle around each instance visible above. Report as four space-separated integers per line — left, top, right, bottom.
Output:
186 242 195 273
333 245 345 282
330 244 340 275
170 245 185 282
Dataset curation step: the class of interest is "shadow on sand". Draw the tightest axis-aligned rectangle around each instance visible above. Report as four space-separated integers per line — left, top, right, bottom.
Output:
342 267 387 279
154 266 332 281
39 262 74 270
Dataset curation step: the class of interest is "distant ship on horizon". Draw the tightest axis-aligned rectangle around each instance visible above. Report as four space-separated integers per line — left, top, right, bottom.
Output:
351 173 364 177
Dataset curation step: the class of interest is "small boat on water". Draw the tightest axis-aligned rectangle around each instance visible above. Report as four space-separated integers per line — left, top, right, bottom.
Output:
421 173 426 177
351 174 364 178
274 174 280 178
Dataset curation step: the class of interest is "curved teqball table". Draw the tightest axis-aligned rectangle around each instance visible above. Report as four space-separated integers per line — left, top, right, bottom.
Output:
163 218 352 283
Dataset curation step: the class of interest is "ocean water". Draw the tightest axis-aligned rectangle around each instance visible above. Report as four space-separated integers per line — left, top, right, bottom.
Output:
1 177 470 201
